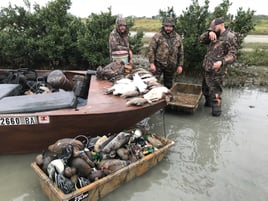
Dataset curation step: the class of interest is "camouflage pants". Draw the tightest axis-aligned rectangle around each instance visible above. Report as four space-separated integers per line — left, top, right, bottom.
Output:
153 62 176 89
202 71 224 116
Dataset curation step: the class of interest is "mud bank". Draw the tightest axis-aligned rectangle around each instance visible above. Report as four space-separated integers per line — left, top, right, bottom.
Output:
132 55 268 88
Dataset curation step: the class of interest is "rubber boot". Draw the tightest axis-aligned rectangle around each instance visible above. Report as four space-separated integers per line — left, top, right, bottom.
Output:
204 96 212 107
212 94 221 116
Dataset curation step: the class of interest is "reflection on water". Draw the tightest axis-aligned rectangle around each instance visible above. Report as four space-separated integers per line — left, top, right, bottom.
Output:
1 88 268 201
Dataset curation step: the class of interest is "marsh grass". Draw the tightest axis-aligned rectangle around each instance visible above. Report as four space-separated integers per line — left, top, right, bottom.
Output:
250 19 268 35
242 42 268 50
131 18 162 32
131 17 268 66
239 49 268 66
131 18 268 35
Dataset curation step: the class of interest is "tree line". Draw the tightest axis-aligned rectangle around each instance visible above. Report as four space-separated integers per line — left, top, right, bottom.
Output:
0 0 255 71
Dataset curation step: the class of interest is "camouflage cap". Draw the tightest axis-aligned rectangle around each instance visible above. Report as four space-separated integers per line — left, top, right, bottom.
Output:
162 17 175 26
209 18 224 30
116 16 127 26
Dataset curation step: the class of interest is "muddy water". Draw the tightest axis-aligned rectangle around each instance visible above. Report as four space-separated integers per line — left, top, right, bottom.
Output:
1 87 268 201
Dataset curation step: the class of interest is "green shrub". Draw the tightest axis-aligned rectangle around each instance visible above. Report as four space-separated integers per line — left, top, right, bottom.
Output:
77 10 115 69
0 0 258 70
239 49 268 66
129 30 144 54
0 1 144 69
0 0 86 69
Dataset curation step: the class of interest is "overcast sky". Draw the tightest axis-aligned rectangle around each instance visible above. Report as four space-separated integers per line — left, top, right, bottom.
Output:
0 0 266 18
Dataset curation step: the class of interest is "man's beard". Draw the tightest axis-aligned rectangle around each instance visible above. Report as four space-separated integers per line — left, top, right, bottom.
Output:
165 30 172 34
215 30 221 37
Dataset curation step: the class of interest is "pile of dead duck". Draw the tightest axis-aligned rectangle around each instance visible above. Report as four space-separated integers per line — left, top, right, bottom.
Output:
96 61 171 106
105 68 170 106
35 128 165 194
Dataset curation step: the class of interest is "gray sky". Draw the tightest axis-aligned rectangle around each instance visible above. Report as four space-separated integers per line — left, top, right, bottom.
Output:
0 0 266 18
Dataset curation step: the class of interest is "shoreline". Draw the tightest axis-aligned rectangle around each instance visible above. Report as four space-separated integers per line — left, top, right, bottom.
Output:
132 55 268 87
130 32 268 43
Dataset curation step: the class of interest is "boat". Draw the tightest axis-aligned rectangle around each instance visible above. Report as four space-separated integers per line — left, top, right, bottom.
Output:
31 130 174 201
0 69 166 154
167 82 202 113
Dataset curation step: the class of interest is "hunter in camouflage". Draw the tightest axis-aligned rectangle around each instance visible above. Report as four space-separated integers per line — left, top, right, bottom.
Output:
199 18 238 116
148 17 184 89
109 16 133 65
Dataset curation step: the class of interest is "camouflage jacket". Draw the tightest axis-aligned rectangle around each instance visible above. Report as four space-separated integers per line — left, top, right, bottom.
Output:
109 28 130 57
148 28 184 68
199 28 238 74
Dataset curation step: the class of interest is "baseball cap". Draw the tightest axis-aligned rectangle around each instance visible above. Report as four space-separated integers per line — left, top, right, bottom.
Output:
209 18 224 30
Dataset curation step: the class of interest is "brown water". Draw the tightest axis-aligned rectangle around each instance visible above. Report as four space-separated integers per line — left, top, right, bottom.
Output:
1 87 268 201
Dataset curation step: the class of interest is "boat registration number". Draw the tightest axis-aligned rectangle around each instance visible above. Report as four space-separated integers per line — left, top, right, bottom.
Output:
0 116 39 126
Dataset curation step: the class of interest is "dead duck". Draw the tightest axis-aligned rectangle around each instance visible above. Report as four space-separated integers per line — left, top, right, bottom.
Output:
88 168 104 182
98 159 131 174
143 86 170 102
70 157 92 178
120 89 140 98
126 97 149 106
48 138 84 154
35 151 57 174
96 61 125 81
47 159 65 179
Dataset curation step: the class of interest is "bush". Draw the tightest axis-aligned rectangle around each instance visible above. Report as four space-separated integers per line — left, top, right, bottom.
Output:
129 30 144 54
239 49 268 66
0 0 256 70
0 1 144 69
0 0 86 69
77 10 116 69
